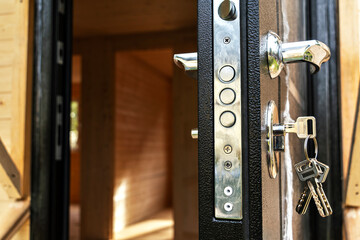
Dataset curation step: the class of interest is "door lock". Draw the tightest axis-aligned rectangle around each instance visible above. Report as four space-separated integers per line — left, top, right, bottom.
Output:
267 31 331 78
266 101 317 178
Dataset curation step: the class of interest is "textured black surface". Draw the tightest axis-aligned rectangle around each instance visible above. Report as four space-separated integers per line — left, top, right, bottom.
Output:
31 1 72 239
31 1 54 239
198 0 262 239
246 0 263 239
309 0 343 239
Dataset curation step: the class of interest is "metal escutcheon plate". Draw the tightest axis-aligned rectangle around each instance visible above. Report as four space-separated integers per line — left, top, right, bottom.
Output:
266 100 280 178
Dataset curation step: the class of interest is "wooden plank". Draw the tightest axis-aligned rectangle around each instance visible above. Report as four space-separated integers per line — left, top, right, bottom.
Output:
0 199 30 239
344 207 360 240
0 66 13 93
0 2 16 15
346 85 360 206
339 0 360 183
0 138 20 199
80 39 115 239
0 119 11 149
0 0 32 200
73 0 196 38
0 93 12 119
0 14 16 40
73 29 196 54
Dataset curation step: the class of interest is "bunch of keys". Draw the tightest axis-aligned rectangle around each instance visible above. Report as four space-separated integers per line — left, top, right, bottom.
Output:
294 136 333 217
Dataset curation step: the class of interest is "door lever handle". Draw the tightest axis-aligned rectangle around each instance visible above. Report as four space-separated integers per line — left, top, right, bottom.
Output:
173 52 198 79
267 31 331 78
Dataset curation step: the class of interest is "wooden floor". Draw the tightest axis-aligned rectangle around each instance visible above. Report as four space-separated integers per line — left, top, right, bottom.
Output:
70 205 174 240
114 209 174 240
6 204 360 239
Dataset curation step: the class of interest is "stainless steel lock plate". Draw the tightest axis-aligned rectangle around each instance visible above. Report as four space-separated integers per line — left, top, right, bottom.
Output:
214 0 242 220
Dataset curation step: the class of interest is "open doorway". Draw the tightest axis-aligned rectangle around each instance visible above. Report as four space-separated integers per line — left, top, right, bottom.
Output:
70 49 174 239
69 1 197 239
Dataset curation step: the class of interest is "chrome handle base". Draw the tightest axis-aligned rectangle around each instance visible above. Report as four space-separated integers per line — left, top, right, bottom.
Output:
173 52 198 79
267 31 331 78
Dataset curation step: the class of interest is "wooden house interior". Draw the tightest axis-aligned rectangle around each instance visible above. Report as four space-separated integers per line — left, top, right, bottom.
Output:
70 0 198 239
1 0 360 239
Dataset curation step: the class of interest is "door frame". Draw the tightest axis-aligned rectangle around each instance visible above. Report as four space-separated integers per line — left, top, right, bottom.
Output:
309 0 343 238
31 0 72 239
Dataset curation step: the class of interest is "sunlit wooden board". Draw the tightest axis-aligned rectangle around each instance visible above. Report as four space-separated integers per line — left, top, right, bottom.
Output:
0 138 21 199
346 90 360 206
0 199 29 239
114 208 173 240
0 0 32 200
344 207 360 240
340 0 360 188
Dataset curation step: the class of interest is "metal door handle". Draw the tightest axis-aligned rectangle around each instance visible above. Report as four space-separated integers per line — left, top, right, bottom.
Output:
267 31 331 78
173 52 198 79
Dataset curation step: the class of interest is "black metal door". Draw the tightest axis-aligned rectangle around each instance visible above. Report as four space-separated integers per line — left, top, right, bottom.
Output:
197 0 342 239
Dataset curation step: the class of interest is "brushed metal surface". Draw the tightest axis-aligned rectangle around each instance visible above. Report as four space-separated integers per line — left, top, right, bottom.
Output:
214 0 242 220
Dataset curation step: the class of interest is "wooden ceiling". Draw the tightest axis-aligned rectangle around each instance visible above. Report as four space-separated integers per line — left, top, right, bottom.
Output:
73 0 197 38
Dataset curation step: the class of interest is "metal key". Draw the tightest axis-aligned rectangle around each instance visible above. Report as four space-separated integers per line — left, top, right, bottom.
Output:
273 116 316 138
295 159 320 215
295 159 332 217
314 160 329 183
296 185 312 215
313 162 333 217
307 178 326 217
315 181 333 216
294 159 320 182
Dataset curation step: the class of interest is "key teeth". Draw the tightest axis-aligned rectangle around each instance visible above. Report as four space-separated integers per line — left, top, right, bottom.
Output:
296 185 311 215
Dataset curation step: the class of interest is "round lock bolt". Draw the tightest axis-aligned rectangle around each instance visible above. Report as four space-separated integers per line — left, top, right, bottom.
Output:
220 111 236 128
219 65 235 82
220 88 236 105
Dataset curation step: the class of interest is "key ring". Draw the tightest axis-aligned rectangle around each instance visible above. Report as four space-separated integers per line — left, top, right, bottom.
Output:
304 135 318 162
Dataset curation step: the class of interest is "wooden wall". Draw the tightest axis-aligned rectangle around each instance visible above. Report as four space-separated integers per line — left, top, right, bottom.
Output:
113 50 172 236
70 55 81 204
340 0 360 239
340 0 360 184
0 0 32 198
76 31 197 239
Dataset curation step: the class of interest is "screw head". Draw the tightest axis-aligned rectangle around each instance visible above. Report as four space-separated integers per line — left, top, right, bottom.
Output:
224 145 232 154
223 37 231 44
224 160 232 170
